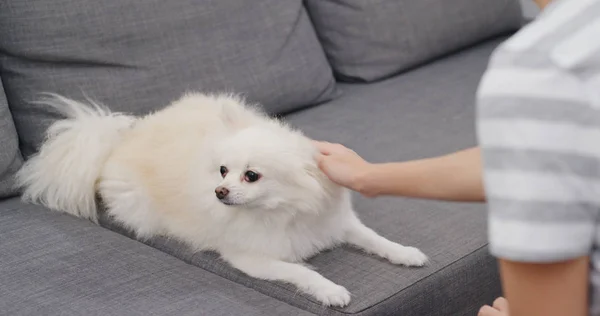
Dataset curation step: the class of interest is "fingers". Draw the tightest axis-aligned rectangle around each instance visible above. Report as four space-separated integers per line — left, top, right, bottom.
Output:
314 152 325 166
312 140 353 155
312 141 341 155
492 297 509 311
314 154 331 176
312 140 333 155
478 305 503 316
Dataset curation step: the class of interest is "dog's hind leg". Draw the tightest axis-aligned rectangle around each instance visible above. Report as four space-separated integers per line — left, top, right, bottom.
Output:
221 252 351 307
343 218 428 267
97 165 163 240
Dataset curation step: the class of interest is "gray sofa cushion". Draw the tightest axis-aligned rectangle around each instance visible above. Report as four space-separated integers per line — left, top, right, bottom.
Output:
0 0 336 157
305 0 522 82
0 77 22 198
0 198 312 316
99 37 506 315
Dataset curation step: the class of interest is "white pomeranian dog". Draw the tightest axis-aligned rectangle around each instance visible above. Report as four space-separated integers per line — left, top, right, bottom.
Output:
16 92 427 307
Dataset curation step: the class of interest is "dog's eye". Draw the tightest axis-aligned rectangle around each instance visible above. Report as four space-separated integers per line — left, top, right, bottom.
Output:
219 166 228 177
244 171 261 183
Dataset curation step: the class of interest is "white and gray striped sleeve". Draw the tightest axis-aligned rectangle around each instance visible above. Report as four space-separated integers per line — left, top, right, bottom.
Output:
476 0 600 263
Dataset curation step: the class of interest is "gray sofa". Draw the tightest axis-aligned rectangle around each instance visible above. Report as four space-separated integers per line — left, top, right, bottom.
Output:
0 1 525 315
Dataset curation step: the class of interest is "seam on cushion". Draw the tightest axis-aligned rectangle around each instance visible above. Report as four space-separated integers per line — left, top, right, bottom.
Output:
348 243 491 315
268 2 304 66
99 215 324 313
336 34 513 84
0 48 138 70
148 243 321 313
103 211 492 315
8 204 490 315
179 242 493 316
108 243 312 314
0 74 24 198
184 249 329 311
487 0 523 35
1 203 311 314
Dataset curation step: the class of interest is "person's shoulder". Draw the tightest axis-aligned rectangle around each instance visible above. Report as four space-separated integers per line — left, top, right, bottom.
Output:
492 0 600 72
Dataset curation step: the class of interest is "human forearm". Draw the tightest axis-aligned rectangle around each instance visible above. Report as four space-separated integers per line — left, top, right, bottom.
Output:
356 147 485 201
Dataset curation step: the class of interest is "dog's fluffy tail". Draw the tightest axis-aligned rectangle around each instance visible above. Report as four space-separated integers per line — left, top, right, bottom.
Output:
16 94 135 222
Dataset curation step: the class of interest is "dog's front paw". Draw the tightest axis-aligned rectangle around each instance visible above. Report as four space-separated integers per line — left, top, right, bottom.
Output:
311 282 351 307
386 245 428 267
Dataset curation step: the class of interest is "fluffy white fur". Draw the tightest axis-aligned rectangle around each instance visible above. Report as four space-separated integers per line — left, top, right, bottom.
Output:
16 92 428 307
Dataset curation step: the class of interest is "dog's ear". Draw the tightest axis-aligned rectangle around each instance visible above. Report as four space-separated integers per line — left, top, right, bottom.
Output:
302 160 336 197
220 105 250 130
218 95 264 130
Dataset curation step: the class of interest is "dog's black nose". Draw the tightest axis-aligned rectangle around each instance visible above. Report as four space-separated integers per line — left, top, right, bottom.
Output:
215 186 229 199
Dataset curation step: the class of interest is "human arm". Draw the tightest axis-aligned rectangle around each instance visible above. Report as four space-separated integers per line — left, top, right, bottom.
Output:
313 142 484 201
474 27 599 315
496 257 589 316
360 147 484 201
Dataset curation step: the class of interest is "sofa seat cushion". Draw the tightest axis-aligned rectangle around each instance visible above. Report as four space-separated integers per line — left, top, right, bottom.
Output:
0 0 336 157
0 77 22 198
305 0 522 82
0 198 312 316
99 36 507 315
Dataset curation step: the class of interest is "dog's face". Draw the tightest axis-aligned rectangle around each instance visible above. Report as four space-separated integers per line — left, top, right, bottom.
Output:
211 124 327 212
213 161 268 207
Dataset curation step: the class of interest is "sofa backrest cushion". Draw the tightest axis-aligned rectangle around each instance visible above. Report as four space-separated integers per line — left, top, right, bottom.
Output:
0 77 23 198
305 0 523 82
0 0 336 157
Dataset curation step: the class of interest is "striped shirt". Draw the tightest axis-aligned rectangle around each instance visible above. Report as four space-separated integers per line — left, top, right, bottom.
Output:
476 0 600 314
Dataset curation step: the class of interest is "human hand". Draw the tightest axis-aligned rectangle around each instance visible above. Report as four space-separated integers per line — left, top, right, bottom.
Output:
312 141 374 196
479 297 510 316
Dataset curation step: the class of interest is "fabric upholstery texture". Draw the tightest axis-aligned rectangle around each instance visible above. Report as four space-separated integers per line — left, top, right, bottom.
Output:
0 0 337 157
0 198 312 316
304 0 522 82
99 37 507 315
0 76 22 198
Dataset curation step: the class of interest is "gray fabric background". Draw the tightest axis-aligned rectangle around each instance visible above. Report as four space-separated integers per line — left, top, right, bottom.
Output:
0 76 22 198
0 0 337 157
100 37 506 315
305 0 522 82
0 197 311 316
